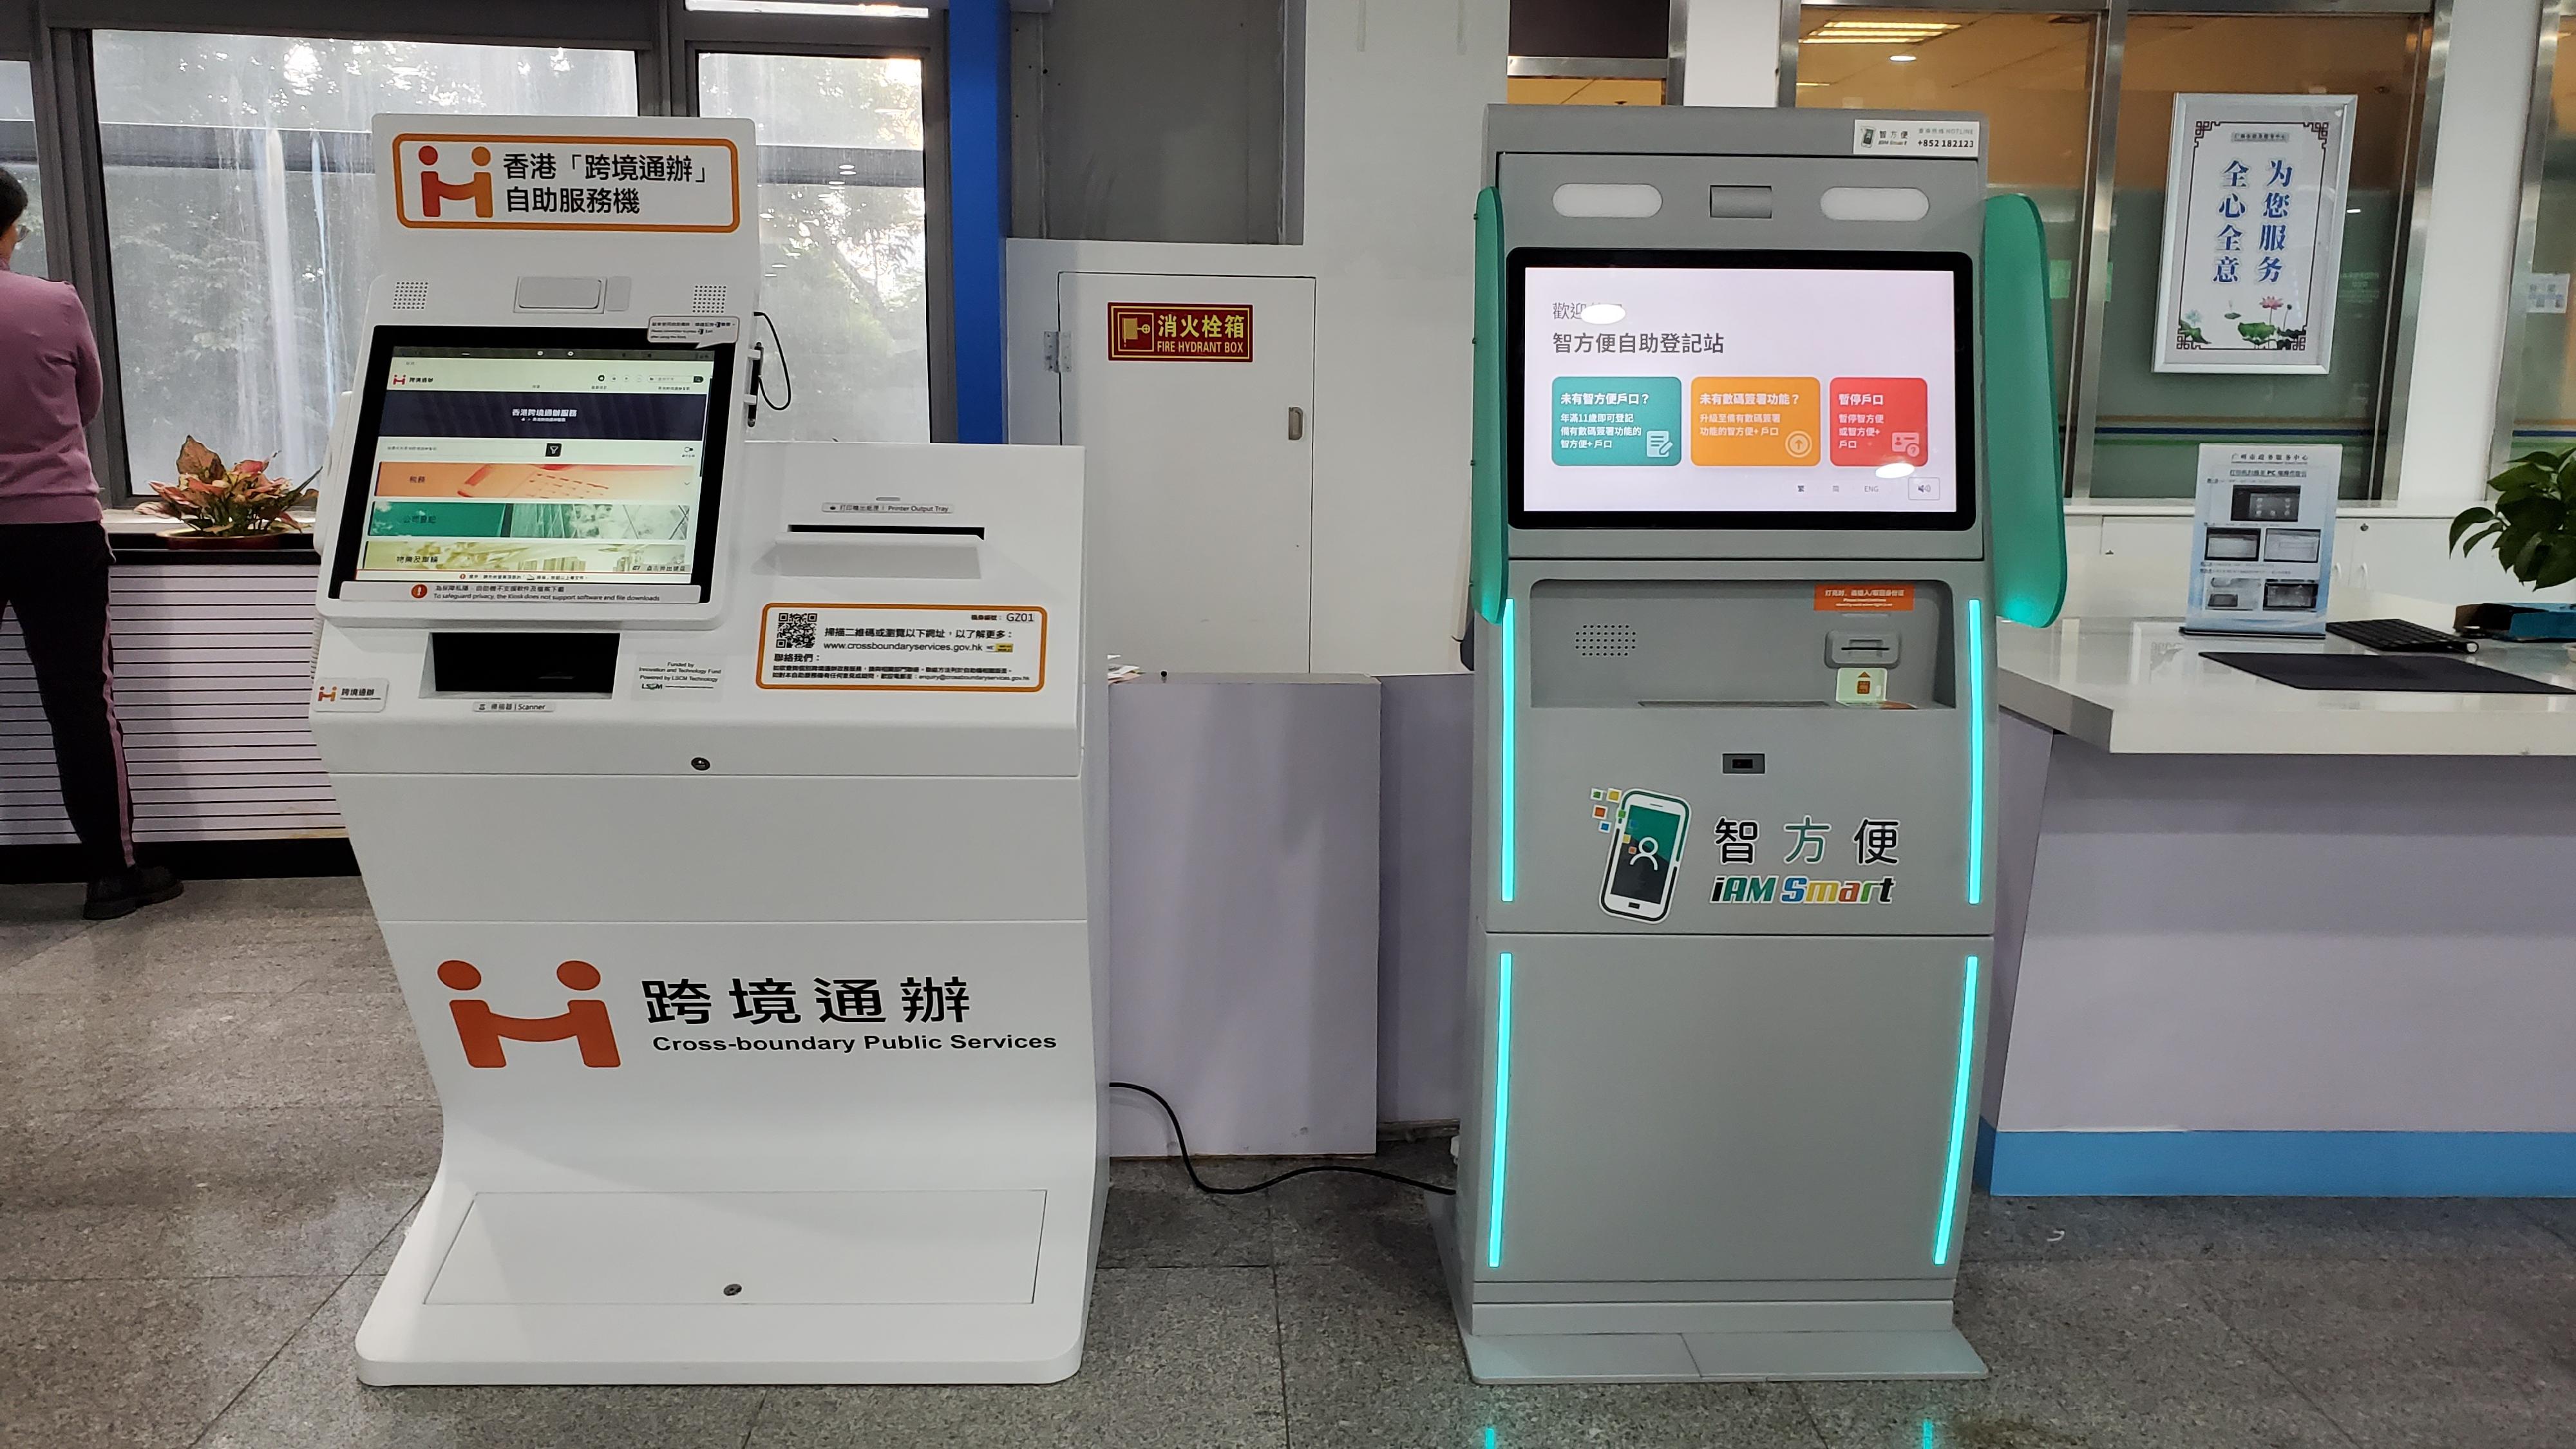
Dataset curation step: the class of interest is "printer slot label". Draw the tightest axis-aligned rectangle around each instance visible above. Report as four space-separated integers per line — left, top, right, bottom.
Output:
757 602 1046 692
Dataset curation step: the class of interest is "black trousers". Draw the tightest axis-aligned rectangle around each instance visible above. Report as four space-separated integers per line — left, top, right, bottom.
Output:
0 523 134 876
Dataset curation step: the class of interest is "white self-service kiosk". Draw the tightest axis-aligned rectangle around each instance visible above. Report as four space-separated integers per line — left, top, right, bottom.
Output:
312 115 1105 1385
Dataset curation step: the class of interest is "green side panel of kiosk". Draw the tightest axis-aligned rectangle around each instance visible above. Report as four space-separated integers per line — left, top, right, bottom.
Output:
1982 193 2067 629
1472 187 1507 625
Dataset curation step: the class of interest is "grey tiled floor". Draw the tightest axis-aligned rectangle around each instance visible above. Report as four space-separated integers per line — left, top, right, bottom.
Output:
6 878 2576 1447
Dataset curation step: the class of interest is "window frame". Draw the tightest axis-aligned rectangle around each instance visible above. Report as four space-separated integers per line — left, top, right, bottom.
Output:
675 5 954 442
21 1 957 504
1788 0 2445 501
40 12 660 502
2496 0 2574 471
1 48 52 287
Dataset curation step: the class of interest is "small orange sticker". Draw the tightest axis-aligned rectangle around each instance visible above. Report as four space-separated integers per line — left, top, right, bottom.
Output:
1815 584 1916 612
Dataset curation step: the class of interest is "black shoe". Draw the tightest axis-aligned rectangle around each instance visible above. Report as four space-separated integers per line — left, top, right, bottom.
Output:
84 866 184 920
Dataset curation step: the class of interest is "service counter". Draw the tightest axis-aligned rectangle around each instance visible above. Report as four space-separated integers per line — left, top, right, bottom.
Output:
1984 560 2576 1195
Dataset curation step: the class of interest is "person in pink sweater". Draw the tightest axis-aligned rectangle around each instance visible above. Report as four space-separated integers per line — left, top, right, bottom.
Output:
0 167 180 918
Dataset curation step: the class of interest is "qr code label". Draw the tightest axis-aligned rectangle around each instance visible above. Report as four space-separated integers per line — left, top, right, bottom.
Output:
759 603 1046 690
773 611 819 651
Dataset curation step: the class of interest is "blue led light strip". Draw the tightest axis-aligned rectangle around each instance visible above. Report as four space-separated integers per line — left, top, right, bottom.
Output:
1965 598 1986 906
1933 954 1980 1266
1487 951 1515 1269
1499 599 1518 902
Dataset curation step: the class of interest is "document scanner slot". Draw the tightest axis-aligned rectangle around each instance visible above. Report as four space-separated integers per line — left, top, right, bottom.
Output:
772 527 983 580
430 632 620 696
787 524 985 537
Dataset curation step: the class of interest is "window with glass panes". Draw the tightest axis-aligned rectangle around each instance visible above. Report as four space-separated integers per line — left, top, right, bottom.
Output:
90 32 637 497
0 59 42 279
698 52 931 442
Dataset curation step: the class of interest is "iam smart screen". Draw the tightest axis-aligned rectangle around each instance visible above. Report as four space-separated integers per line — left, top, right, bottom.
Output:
1523 265 1958 516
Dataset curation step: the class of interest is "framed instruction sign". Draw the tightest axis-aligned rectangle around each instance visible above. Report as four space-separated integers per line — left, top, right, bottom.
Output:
2182 444 2338 638
2152 93 2356 375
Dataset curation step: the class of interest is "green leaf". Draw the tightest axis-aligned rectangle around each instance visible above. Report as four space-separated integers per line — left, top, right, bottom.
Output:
2449 506 2496 548
2513 531 2550 581
2535 545 2576 591
2490 460 2551 497
2497 493 2558 529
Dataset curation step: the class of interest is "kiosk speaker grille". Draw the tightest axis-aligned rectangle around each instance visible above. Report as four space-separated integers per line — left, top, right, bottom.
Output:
690 285 731 315
392 281 430 310
1572 623 1639 658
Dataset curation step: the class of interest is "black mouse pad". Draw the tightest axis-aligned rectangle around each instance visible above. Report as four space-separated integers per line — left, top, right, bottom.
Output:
2202 651 2575 695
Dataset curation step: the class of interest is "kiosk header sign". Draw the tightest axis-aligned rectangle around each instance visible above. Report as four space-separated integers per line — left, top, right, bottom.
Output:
393 133 743 232
2152 94 2354 375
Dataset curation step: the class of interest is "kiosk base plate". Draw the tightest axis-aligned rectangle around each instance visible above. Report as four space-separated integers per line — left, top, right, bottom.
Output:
1454 1325 1988 1384
357 1171 1101 1385
1431 1195 1987 1383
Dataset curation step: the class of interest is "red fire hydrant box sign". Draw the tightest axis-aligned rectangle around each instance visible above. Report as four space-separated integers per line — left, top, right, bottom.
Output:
1829 376 1929 468
1106 304 1254 361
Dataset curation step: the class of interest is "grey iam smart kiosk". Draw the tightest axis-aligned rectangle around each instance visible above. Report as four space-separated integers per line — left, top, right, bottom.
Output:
1442 106 2067 1383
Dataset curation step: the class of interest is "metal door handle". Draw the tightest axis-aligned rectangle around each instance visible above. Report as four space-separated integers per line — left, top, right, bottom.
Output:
1288 406 1305 441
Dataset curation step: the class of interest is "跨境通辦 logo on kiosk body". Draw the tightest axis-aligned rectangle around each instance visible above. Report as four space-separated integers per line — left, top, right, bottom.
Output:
1712 875 1897 905
438 958 622 1068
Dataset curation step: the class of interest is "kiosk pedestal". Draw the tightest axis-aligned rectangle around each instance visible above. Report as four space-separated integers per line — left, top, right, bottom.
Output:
312 116 1104 1385
1444 106 2061 1383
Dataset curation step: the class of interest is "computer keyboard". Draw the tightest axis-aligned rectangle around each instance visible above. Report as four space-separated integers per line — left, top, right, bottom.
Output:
2325 618 2477 654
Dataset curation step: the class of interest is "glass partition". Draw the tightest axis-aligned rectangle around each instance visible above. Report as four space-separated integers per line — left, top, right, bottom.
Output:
2087 14 2425 499
0 59 41 279
1795 8 2096 408
91 32 637 498
2510 12 2576 458
699 52 931 442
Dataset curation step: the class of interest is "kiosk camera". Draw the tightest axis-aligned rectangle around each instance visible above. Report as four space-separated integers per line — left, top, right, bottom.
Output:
311 116 1105 1385
1443 106 2064 1383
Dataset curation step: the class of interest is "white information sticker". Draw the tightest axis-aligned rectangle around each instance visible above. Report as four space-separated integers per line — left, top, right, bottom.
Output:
759 603 1047 691
2525 274 2572 316
637 660 726 693
312 678 389 713
1852 118 1980 158
471 700 556 714
646 316 741 346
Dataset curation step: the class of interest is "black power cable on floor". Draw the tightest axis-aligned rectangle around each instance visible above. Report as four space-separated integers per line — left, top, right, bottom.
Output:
1110 1081 1457 1197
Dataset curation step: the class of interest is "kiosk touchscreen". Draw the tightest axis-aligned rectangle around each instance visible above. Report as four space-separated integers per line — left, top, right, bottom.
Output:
310 116 1105 1386
330 334 728 605
1444 106 2063 1384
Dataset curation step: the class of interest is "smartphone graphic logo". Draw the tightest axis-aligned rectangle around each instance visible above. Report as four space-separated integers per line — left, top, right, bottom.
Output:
1602 791 1689 922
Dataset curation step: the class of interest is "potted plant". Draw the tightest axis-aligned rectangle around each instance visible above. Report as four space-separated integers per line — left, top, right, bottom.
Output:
136 437 318 549
2451 448 2576 590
